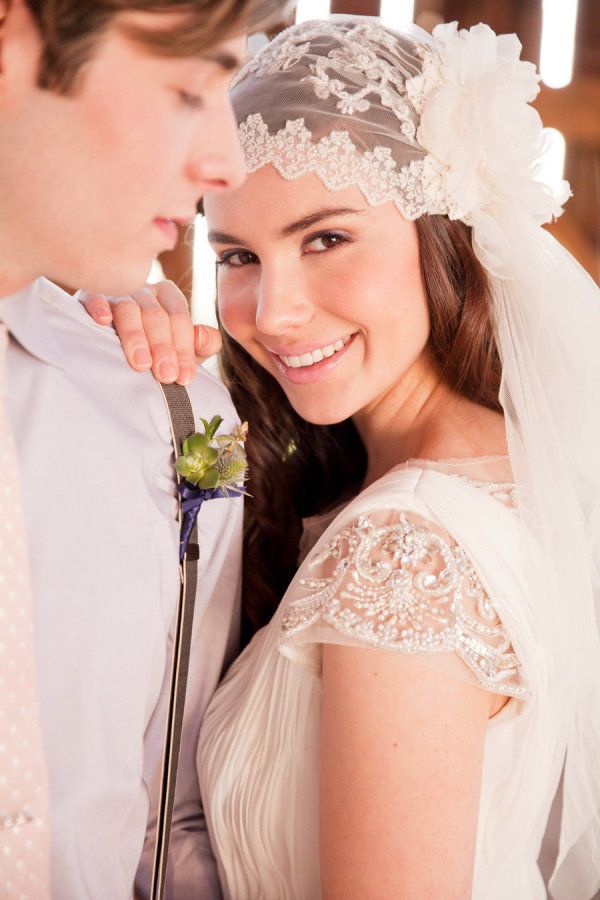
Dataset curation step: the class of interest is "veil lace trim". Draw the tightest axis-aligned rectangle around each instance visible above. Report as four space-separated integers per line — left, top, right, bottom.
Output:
239 114 446 220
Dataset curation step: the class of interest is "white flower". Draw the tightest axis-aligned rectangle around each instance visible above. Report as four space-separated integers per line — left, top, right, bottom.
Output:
406 22 570 225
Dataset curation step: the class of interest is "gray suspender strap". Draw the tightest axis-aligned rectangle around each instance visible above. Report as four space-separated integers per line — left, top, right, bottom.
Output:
151 382 200 900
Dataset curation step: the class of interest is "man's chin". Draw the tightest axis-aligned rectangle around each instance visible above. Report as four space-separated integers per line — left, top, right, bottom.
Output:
53 263 151 298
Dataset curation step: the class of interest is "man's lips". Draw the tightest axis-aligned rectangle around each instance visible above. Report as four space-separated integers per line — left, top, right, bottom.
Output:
153 218 179 247
153 215 196 247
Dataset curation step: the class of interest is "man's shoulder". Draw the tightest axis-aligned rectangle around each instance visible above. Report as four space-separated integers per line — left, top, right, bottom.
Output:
0 277 97 371
31 278 126 360
24 279 241 426
185 365 239 430
38 279 116 338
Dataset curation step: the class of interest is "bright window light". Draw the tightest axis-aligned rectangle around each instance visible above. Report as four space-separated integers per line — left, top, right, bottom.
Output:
147 258 164 284
380 0 415 29
295 0 329 24
191 215 218 328
538 128 566 196
540 0 579 89
247 31 269 58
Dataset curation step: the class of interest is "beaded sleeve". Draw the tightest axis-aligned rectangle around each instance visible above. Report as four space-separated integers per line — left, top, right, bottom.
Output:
280 510 529 699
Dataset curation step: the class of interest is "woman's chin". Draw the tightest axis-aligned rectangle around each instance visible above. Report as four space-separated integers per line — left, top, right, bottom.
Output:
288 401 355 427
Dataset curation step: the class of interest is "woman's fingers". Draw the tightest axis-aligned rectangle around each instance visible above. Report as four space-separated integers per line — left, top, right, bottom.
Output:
110 294 154 372
79 289 155 372
80 292 114 325
79 280 212 383
126 287 180 383
150 282 196 385
194 324 222 361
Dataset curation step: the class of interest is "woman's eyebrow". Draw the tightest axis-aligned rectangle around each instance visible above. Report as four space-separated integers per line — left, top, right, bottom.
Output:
279 207 364 238
208 207 364 246
208 229 243 245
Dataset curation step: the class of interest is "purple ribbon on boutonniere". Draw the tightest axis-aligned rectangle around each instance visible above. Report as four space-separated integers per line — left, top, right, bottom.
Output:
177 481 233 562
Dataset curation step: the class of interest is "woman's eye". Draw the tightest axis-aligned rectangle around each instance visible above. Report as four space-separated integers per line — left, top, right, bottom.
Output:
217 250 258 268
178 90 204 111
304 232 349 254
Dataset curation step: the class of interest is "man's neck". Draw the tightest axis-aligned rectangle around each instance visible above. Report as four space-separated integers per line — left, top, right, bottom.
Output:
0 273 32 299
0 239 37 298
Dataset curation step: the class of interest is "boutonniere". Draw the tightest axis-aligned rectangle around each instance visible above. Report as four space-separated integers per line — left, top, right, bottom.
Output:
175 415 249 561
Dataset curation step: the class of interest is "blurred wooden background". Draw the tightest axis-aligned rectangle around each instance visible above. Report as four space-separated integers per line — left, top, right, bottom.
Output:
412 0 599 278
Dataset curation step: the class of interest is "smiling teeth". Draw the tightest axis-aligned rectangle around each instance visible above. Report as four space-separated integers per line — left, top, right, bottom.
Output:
280 336 352 369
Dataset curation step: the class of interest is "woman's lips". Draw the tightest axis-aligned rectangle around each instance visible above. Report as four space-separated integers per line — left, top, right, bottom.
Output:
270 333 358 385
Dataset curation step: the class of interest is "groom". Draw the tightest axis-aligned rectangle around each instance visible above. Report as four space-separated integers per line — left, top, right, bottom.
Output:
0 0 286 897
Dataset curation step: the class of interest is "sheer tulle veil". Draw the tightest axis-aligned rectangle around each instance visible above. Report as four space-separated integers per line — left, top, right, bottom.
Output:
228 16 600 896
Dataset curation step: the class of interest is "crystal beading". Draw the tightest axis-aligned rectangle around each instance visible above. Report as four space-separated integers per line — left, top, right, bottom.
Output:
281 511 529 699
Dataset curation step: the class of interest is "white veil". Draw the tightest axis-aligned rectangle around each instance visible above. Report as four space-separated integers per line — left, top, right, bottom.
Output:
492 218 600 896
230 16 600 896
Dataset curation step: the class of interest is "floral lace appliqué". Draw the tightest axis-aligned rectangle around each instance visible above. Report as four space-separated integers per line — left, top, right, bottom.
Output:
234 21 420 139
303 32 418 136
232 18 567 236
281 513 529 699
238 114 445 220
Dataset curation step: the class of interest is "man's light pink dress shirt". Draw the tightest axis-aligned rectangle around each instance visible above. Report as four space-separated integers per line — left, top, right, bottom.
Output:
0 280 242 899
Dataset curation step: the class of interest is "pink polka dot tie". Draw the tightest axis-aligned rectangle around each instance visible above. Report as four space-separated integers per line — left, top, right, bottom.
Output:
0 325 51 897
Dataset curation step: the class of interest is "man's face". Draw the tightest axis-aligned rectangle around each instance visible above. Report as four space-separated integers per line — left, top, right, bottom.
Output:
0 2 246 294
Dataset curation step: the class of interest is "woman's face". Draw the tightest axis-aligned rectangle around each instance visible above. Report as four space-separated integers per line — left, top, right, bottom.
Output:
205 165 432 425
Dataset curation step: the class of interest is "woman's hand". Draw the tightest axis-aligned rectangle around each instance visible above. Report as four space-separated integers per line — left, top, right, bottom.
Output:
80 280 221 385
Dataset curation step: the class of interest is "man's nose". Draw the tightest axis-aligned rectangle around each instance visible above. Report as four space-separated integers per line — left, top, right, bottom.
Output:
186 97 246 194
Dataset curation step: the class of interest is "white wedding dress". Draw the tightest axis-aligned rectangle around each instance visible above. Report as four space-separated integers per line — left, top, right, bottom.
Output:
198 458 565 899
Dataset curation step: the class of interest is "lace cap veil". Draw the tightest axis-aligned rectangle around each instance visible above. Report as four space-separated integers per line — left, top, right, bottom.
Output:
232 20 439 219
229 16 600 896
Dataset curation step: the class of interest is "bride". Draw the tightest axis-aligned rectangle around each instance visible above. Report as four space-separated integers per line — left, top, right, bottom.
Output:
84 16 600 899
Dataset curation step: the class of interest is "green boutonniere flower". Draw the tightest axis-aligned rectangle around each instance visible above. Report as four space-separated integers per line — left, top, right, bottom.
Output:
175 416 248 492
174 416 249 561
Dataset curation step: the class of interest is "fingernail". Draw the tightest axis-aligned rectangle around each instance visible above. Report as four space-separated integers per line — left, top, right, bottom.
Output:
197 326 208 348
158 360 178 382
177 367 194 386
132 287 154 301
95 307 112 323
133 348 152 368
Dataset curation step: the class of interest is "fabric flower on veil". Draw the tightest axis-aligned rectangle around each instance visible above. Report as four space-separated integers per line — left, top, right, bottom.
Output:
405 23 570 264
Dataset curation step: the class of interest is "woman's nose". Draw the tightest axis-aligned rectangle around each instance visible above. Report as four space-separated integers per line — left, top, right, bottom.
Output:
255 271 314 337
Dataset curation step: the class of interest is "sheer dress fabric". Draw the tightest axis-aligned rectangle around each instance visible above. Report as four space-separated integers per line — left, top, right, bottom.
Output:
198 459 564 899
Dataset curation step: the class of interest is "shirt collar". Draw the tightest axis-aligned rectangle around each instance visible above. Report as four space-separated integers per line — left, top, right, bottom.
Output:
0 277 70 370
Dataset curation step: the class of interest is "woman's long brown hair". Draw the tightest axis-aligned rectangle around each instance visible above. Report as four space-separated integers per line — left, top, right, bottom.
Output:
218 214 501 640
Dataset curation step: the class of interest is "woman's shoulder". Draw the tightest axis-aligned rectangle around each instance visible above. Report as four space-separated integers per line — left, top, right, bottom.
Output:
293 455 529 649
282 455 530 702
336 455 517 530
299 455 519 575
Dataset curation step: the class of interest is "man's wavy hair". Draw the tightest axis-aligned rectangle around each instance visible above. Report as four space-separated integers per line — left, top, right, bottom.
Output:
24 0 289 93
